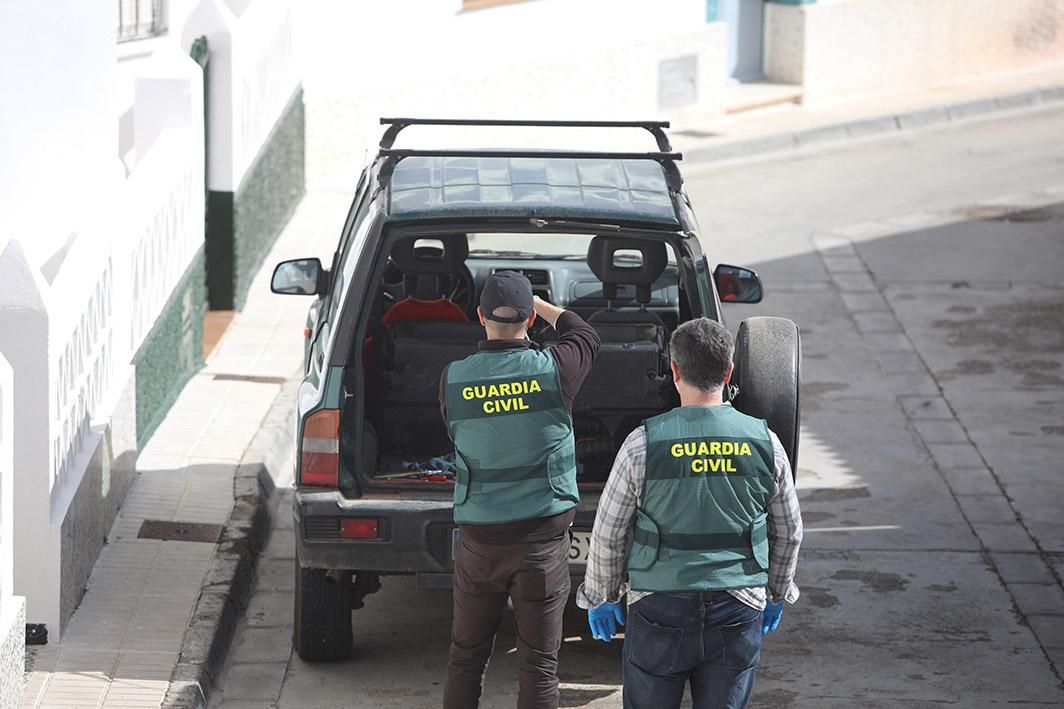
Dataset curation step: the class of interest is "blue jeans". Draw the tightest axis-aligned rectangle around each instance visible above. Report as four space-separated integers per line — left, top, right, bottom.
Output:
622 592 763 709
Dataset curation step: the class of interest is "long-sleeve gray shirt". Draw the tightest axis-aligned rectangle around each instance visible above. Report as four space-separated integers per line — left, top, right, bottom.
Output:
576 407 803 611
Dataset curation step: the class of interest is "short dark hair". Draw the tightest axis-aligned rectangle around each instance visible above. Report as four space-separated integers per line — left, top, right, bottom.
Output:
670 318 733 391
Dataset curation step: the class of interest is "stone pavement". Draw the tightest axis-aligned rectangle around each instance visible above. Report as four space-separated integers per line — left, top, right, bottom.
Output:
21 189 346 708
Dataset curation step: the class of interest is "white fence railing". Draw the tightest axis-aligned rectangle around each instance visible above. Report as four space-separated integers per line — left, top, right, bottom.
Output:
47 236 116 496
122 129 205 358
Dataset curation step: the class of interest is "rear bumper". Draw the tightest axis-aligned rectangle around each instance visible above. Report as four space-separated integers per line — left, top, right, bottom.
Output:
294 488 598 575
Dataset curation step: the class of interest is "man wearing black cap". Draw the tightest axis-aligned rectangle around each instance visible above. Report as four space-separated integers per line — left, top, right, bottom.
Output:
440 270 600 709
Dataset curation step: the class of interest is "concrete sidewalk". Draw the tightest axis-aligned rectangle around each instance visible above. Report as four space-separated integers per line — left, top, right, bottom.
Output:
672 62 1064 163
21 189 346 709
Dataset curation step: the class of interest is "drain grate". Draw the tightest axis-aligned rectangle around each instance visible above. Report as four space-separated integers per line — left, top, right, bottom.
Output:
212 373 287 385
138 520 224 543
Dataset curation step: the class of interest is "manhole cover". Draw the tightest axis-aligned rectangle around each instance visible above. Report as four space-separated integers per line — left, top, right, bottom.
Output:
212 373 287 384
138 520 223 543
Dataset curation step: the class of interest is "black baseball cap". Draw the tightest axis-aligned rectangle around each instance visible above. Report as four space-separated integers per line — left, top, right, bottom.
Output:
480 270 534 323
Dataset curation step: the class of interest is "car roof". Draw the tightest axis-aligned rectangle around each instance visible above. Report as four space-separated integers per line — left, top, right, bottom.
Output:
373 118 687 230
383 155 681 227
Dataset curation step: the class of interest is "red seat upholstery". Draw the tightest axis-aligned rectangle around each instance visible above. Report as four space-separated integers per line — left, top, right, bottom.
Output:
381 297 468 326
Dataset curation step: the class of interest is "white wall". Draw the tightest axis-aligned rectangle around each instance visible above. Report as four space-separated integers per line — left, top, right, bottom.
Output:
296 0 726 189
182 0 300 192
0 352 16 612
0 351 26 706
0 1 207 636
766 0 1064 104
0 0 120 270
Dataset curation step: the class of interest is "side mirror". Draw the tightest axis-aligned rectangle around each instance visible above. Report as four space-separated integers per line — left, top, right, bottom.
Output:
271 258 326 296
713 264 762 304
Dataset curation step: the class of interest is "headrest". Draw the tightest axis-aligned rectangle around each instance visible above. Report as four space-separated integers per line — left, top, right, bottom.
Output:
586 236 668 303
390 234 469 275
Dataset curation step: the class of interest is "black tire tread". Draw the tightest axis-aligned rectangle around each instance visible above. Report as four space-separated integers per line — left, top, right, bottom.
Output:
292 561 354 662
732 316 801 476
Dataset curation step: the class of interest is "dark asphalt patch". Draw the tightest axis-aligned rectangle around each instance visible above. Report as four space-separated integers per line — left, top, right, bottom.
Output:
802 586 842 609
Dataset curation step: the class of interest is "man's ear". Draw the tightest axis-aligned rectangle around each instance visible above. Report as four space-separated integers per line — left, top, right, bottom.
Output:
477 307 487 327
526 310 537 329
723 361 734 385
670 360 681 386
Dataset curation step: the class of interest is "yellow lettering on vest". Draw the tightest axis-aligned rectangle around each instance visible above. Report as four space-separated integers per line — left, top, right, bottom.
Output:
483 400 496 414
528 379 542 393
499 383 511 396
739 442 751 456
474 385 487 399
708 441 721 456
684 442 697 456
671 443 684 458
462 387 474 401
691 458 706 473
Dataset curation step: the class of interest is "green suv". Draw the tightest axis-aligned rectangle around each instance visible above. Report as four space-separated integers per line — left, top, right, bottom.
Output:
270 119 801 661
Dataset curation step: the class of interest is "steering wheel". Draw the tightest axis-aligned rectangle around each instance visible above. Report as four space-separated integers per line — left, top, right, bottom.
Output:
447 264 478 318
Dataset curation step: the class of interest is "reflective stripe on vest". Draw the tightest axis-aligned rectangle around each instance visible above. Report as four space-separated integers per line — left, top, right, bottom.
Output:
628 405 777 593
445 348 579 525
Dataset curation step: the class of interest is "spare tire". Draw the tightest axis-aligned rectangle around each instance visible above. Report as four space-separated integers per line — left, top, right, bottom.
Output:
730 317 801 476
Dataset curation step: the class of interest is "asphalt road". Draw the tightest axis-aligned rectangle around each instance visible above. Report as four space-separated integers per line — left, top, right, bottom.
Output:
210 105 1064 708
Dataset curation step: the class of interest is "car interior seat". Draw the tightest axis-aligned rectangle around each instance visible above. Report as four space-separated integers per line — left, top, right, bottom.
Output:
383 234 469 325
575 235 672 413
376 235 483 456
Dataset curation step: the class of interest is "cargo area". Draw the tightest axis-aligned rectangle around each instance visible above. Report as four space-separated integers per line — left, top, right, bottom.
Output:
343 230 688 493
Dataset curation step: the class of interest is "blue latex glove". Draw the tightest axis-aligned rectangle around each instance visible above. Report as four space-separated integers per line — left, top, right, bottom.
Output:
762 600 784 634
588 602 625 642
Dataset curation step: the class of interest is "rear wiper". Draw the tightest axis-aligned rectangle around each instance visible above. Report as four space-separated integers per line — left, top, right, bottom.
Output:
530 218 622 231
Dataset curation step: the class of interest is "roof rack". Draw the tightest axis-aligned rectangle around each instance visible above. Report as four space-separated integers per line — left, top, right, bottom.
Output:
378 117 674 151
375 147 685 192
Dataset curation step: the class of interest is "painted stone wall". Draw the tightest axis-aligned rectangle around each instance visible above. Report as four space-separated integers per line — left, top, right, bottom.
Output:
59 379 137 628
766 0 1064 103
134 248 207 447
206 89 305 310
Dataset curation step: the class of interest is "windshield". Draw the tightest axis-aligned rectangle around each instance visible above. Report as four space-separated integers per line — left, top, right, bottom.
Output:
467 233 592 259
467 232 676 263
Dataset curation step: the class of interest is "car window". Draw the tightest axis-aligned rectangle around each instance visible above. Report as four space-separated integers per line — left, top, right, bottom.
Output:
326 171 371 324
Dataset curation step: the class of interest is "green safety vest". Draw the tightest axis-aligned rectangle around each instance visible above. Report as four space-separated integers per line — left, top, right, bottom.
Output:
628 405 777 593
444 348 579 525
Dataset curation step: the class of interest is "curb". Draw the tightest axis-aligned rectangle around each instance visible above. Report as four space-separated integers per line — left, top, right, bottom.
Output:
161 374 299 709
684 83 1064 164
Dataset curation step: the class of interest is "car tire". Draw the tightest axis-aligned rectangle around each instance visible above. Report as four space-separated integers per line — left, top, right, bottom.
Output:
731 316 801 476
293 562 354 662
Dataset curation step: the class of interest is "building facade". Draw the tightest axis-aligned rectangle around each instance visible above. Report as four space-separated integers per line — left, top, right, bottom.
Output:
0 0 303 665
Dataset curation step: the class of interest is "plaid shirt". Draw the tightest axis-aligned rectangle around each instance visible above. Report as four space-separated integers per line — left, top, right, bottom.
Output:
576 407 803 611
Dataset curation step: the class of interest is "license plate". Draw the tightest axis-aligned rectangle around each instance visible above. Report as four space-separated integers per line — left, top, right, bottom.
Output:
569 530 592 565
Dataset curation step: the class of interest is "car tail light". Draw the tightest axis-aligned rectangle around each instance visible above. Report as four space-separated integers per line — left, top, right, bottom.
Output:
340 518 379 540
300 409 340 487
